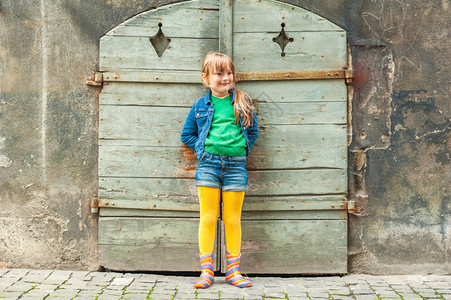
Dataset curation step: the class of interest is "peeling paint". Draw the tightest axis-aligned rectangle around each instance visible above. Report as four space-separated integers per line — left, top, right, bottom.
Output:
0 137 10 167
0 154 11 167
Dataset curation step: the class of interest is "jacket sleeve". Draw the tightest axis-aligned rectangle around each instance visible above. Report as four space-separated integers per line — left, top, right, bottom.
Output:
180 104 198 149
247 109 259 151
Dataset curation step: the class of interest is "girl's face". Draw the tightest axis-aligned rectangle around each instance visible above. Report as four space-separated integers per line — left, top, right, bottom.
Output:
202 67 234 98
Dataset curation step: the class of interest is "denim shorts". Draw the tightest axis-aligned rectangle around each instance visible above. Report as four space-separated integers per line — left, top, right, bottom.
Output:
195 151 248 191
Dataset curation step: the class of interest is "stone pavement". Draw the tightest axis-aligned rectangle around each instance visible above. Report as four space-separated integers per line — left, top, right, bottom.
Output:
0 269 450 300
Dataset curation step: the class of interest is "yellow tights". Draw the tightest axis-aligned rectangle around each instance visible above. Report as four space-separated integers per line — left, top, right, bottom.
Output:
197 186 245 256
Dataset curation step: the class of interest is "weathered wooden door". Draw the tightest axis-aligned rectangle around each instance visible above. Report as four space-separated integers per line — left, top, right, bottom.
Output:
97 0 350 274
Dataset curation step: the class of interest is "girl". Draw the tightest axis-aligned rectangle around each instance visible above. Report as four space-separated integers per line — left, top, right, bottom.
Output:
181 52 259 288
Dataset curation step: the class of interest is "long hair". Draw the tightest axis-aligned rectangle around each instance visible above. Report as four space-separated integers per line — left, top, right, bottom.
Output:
201 52 255 128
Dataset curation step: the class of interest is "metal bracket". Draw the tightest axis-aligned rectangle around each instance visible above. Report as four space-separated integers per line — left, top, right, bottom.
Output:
345 69 354 84
86 73 103 87
347 200 356 214
91 197 99 214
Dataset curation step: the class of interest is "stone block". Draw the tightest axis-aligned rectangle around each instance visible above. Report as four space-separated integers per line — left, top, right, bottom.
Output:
240 294 262 300
4 283 35 292
32 284 59 292
196 292 220 299
173 292 197 299
264 281 280 288
264 291 286 298
351 289 374 295
147 293 174 300
0 291 25 298
2 269 29 278
122 294 149 300
353 296 380 300
219 291 245 299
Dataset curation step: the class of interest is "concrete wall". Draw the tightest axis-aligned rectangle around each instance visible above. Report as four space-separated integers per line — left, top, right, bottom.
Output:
0 0 449 273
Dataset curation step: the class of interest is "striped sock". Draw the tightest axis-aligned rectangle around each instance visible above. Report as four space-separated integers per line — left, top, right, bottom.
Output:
194 253 214 288
225 251 252 288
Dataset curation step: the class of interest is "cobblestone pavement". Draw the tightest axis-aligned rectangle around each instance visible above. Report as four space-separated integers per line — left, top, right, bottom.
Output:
0 269 450 300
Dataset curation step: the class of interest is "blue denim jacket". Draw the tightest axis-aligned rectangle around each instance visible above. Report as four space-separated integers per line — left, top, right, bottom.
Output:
181 89 259 160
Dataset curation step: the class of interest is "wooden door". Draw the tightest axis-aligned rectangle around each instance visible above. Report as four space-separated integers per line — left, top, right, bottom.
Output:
97 0 221 271
97 0 350 274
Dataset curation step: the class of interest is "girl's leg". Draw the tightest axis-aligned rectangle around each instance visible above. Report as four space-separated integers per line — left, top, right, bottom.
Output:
222 190 252 288
195 186 220 288
198 186 221 255
222 190 245 255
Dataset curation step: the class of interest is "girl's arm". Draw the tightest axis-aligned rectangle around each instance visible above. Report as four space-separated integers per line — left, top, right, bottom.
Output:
246 110 259 151
181 105 199 149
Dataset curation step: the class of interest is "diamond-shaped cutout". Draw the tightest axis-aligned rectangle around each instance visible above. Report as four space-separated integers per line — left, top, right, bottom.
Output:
149 23 171 57
272 23 294 57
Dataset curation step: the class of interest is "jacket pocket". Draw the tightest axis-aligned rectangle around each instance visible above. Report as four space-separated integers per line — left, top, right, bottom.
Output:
195 109 208 118
195 109 209 130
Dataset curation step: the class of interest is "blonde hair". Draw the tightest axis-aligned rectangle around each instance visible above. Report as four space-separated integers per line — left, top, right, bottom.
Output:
201 52 255 128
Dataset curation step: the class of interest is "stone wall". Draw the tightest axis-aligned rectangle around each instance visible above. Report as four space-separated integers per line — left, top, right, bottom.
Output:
0 0 449 273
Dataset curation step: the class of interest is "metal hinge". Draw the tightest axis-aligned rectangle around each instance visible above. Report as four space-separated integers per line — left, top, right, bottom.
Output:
347 200 356 214
86 72 103 87
345 69 354 84
91 197 99 214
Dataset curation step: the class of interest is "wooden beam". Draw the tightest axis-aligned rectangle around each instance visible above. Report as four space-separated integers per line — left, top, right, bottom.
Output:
219 0 233 58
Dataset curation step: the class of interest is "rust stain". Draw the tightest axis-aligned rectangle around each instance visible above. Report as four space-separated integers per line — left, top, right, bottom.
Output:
236 70 350 82
179 144 197 171
349 196 367 216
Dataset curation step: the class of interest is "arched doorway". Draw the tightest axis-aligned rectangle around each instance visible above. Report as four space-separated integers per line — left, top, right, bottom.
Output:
97 0 351 274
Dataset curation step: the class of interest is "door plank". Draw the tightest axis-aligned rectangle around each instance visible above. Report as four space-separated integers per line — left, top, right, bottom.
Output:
246 169 346 195
99 217 219 271
98 177 196 201
100 80 346 104
99 103 346 144
107 10 218 38
99 168 346 201
237 79 346 103
100 36 218 72
233 0 344 33
99 101 345 125
100 82 205 107
234 32 347 72
99 138 346 179
219 0 233 57
237 219 347 274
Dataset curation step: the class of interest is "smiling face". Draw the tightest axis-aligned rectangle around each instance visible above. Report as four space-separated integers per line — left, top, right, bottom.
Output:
201 52 236 98
202 68 234 98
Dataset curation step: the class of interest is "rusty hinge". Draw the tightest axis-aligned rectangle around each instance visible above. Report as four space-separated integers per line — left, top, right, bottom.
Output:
345 69 354 84
86 72 103 87
347 200 356 214
91 197 99 214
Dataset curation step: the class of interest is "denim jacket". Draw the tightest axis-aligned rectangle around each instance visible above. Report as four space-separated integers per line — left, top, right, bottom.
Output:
181 89 259 160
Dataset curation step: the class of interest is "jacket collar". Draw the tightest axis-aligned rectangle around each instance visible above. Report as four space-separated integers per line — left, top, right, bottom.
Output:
203 88 236 106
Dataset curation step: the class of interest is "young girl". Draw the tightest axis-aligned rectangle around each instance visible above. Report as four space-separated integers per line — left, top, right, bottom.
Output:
181 52 258 288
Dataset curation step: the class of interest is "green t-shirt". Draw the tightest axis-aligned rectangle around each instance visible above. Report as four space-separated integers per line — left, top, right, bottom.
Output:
204 94 247 156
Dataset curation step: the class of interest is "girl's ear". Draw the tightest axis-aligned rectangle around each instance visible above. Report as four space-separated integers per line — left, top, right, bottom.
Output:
201 73 209 85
